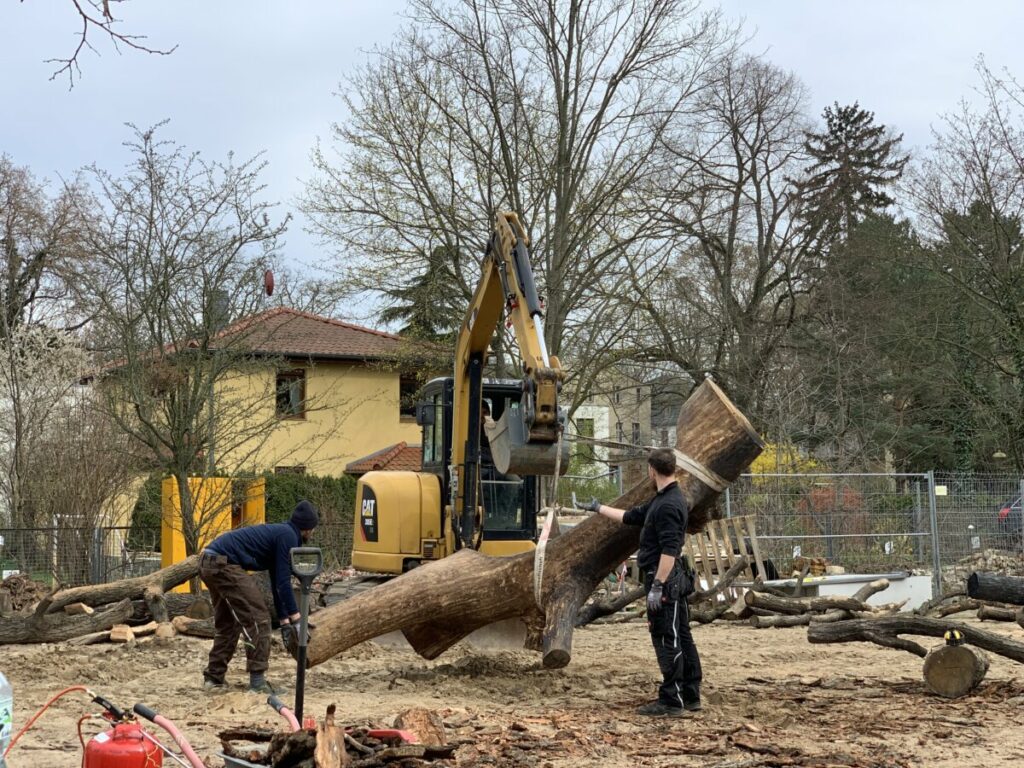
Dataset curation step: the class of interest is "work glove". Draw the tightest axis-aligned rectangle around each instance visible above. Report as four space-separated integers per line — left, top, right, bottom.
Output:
281 623 313 658
573 496 600 513
647 580 665 614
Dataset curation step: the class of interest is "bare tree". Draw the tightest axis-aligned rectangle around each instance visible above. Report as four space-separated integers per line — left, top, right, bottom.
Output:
629 54 814 414
79 124 303 554
304 0 735 402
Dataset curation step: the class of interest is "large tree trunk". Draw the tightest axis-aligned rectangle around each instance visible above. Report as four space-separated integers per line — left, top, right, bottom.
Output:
967 572 1024 605
307 379 764 669
0 599 133 643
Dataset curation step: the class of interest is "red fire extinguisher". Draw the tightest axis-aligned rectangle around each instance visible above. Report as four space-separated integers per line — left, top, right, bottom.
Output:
84 721 162 768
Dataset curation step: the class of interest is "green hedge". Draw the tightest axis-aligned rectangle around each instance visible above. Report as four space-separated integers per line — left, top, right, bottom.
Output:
127 471 357 550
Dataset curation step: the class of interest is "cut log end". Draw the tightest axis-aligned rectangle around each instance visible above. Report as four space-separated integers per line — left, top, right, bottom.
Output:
923 643 989 698
542 649 570 669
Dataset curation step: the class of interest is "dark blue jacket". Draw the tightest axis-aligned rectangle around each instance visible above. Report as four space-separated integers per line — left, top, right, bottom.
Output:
206 522 301 619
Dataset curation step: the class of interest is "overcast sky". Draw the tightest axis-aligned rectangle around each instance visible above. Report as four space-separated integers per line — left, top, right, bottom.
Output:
2 1 1022 320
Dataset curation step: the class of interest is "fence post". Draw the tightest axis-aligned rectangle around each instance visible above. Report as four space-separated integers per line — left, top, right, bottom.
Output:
91 528 105 584
927 470 942 599
724 486 732 518
1019 478 1024 557
913 479 924 565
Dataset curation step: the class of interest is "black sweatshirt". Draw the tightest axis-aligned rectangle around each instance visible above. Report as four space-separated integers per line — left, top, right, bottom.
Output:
206 522 302 619
623 480 688 574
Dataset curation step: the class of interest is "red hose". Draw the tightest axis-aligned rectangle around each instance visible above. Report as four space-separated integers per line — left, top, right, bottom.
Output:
4 685 91 757
151 715 205 768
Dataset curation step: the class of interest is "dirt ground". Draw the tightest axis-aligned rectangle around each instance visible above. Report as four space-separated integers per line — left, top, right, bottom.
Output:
3 616 1023 768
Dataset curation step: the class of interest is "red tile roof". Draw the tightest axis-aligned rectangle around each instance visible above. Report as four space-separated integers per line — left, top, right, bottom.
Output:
215 306 407 361
345 441 423 474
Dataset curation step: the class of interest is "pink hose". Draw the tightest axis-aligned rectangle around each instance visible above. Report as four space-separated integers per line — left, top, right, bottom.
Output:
152 714 205 768
278 706 300 733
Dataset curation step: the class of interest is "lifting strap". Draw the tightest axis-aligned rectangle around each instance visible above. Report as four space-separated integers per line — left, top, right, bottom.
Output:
533 428 563 608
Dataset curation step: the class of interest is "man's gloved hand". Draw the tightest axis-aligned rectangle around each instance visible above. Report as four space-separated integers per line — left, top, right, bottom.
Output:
573 496 601 513
280 623 299 656
647 580 665 614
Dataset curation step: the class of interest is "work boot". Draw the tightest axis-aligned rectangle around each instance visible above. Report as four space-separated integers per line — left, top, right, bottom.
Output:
248 679 283 695
202 675 227 693
635 701 686 717
683 699 702 712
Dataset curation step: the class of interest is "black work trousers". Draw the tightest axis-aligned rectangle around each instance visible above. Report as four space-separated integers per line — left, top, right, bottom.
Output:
199 552 271 681
645 573 702 707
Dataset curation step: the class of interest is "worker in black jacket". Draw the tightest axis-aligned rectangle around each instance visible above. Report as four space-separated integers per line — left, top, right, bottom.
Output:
576 448 701 716
199 500 319 694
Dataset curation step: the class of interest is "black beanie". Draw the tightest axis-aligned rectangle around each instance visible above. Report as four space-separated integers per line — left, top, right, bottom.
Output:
290 500 319 531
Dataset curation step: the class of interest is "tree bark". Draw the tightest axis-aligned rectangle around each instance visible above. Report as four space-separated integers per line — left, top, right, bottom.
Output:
977 604 1018 622
744 591 864 615
923 643 989 698
750 613 810 629
575 586 645 627
0 599 132 643
967 572 1024 606
130 592 204 623
143 584 170 624
172 614 216 638
42 555 199 614
306 379 764 669
808 616 1024 664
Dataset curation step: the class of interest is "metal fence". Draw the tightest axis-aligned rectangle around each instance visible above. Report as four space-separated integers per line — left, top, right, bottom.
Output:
724 471 1024 595
3 473 1024 596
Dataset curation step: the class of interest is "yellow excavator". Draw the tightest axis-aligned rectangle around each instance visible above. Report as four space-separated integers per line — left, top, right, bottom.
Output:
351 212 569 573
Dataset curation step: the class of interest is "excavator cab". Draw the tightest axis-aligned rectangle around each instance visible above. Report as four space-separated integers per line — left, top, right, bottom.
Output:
418 377 539 546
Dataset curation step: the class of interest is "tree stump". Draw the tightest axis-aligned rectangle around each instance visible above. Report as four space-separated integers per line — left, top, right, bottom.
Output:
306 379 764 669
923 642 990 698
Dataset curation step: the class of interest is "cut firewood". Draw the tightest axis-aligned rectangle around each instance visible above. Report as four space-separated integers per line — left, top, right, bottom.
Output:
0 598 132 644
923 642 990 698
109 624 136 643
172 615 215 638
155 622 176 639
934 599 980 617
744 590 864 615
64 602 95 616
314 704 349 768
306 379 764 669
967 572 1024 606
131 621 160 638
143 584 169 624
67 630 112 646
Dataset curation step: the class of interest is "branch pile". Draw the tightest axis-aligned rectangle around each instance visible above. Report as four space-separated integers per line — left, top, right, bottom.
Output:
746 578 905 628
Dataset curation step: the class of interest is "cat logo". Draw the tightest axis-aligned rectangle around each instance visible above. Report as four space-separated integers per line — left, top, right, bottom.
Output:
360 486 379 542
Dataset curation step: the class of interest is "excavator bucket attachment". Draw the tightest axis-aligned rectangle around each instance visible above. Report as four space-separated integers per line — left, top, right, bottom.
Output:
489 408 570 476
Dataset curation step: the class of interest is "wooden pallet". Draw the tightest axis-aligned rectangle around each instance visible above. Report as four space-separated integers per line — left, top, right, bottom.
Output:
684 515 766 601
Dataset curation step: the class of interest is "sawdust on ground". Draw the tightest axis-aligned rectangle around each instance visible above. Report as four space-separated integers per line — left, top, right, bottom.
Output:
3 616 1023 767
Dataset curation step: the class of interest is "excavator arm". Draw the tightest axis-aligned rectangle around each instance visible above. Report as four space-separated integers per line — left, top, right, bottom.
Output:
448 211 568 551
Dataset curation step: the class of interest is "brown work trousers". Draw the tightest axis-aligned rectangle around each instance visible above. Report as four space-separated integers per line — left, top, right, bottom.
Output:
200 553 271 681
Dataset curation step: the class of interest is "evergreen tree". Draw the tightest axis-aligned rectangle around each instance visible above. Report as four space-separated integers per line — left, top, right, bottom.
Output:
378 245 463 343
799 103 908 247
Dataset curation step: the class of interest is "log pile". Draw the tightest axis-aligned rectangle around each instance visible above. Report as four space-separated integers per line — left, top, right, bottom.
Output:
0 555 202 645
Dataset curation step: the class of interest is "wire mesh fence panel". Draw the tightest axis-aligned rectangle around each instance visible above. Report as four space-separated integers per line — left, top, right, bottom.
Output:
309 522 353 570
725 473 935 577
932 473 1024 592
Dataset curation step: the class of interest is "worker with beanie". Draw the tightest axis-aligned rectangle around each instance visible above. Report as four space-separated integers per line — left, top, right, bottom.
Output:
199 500 320 694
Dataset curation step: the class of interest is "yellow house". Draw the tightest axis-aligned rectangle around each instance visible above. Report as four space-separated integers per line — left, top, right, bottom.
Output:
209 306 428 476
101 307 433 533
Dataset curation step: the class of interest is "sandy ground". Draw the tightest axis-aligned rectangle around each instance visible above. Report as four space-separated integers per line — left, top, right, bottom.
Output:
3 616 1023 768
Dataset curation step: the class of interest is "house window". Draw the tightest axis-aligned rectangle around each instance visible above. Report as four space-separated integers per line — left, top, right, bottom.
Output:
660 428 669 446
632 422 641 445
635 387 641 401
616 421 624 442
276 369 306 418
614 390 621 404
399 375 418 419
275 465 306 475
